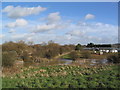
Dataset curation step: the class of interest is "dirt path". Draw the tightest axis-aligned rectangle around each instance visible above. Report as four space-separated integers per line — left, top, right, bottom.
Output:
54 50 74 59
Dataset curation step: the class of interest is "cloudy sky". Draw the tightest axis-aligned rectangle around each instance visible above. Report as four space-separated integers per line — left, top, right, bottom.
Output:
1 2 118 45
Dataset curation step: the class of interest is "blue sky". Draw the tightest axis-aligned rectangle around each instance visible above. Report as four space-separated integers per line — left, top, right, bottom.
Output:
1 2 118 45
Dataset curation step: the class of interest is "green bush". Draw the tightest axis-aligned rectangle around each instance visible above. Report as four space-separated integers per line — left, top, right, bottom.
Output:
69 51 79 60
81 51 91 59
2 51 17 67
107 54 119 64
75 44 82 51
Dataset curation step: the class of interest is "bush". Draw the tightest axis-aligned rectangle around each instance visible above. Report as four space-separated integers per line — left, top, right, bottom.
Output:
107 54 119 64
2 51 17 67
75 44 82 51
81 51 91 59
69 51 79 60
21 51 32 62
44 49 58 59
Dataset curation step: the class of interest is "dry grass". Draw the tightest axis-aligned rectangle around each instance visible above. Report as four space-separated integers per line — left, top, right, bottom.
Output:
90 53 116 59
2 65 23 77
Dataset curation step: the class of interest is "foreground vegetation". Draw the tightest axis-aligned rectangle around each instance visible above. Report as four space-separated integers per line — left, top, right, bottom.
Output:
2 64 119 88
2 41 119 88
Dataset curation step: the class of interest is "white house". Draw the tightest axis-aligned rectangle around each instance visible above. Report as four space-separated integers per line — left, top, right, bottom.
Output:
105 50 109 53
114 50 118 53
94 51 97 54
99 51 103 55
100 50 103 52
110 50 118 53
100 49 109 53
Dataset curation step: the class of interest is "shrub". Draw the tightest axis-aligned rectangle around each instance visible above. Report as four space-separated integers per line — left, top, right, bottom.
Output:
44 50 56 59
69 51 79 60
75 44 82 51
107 54 119 64
21 51 31 62
2 51 17 67
81 51 91 59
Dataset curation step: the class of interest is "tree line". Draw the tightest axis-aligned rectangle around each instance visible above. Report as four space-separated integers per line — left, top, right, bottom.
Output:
2 41 119 67
86 43 112 48
2 41 76 67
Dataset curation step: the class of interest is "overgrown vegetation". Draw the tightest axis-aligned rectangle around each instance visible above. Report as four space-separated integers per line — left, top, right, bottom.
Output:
2 51 17 67
2 64 120 88
107 54 119 64
2 41 75 67
69 51 79 60
75 44 83 51
2 40 119 88
81 51 91 59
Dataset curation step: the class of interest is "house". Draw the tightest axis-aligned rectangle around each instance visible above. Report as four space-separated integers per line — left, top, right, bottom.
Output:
84 44 119 54
110 50 118 53
100 50 109 53
99 51 103 55
105 50 109 53
94 51 97 54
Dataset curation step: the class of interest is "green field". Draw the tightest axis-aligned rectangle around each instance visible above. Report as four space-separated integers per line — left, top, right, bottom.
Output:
2 64 120 88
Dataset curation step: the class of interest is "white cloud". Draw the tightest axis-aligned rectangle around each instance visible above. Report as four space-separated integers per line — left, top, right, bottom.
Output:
30 22 68 33
5 19 28 28
3 19 118 45
10 33 35 41
28 12 69 33
8 33 55 43
11 33 27 39
66 30 85 36
85 14 95 20
2 8 117 45
8 21 117 45
66 22 118 44
0 34 5 39
31 24 57 33
8 29 16 33
3 5 47 18
46 12 61 24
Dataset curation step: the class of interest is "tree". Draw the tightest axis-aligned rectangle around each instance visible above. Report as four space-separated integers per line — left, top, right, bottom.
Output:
2 41 76 63
59 47 63 55
2 51 17 67
107 54 119 64
69 51 79 60
75 44 82 51
44 50 55 59
81 51 91 59
87 43 94 47
48 40 54 45
27 41 34 45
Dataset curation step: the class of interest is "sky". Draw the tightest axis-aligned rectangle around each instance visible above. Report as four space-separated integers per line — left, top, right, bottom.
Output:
1 2 118 45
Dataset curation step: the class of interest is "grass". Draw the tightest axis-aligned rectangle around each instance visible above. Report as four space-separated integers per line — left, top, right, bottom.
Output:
2 64 120 88
61 54 71 59
61 51 117 60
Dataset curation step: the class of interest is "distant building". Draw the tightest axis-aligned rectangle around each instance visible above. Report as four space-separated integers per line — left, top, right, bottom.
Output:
106 50 109 53
84 44 119 54
99 51 103 55
110 50 118 53
94 51 97 54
